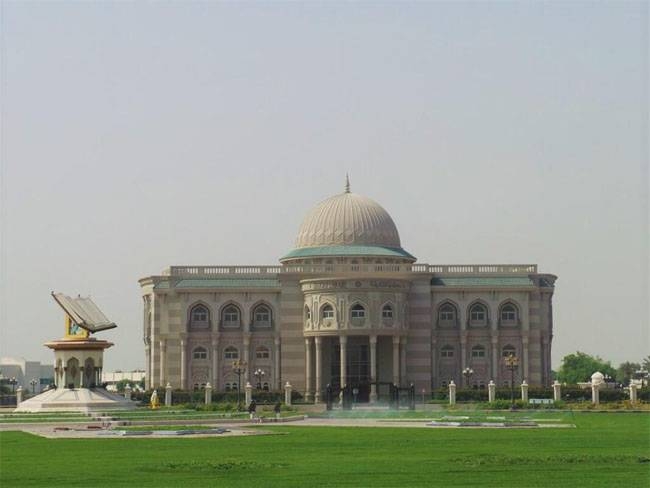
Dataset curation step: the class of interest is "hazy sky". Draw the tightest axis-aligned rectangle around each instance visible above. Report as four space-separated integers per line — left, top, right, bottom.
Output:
1 2 647 373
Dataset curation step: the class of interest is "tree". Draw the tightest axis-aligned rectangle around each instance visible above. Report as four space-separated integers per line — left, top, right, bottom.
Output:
556 352 616 385
616 362 640 385
642 355 650 372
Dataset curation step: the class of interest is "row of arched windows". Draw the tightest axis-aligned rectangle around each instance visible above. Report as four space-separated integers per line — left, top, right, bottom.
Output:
306 303 395 321
439 344 517 359
191 345 272 360
188 303 273 330
437 301 520 326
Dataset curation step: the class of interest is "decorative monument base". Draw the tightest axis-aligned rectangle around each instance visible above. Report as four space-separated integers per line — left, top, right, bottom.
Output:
14 387 136 413
15 292 137 413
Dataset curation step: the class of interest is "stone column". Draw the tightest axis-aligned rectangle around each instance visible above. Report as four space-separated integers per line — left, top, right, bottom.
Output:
165 382 172 406
304 337 313 401
430 335 437 389
159 339 167 388
243 334 251 382
340 336 348 389
245 382 252 406
369 335 378 403
205 382 212 405
628 383 638 404
180 334 187 390
460 335 468 371
400 337 408 385
491 334 499 383
392 336 400 386
314 336 322 403
553 380 562 402
274 337 281 390
448 381 456 405
211 334 220 390
144 341 151 390
16 386 23 406
150 339 157 389
521 380 529 403
284 381 292 406
124 384 132 400
522 335 529 381
488 380 496 403
80 366 84 388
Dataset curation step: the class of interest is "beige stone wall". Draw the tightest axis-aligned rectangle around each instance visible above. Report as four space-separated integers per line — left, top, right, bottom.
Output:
140 269 555 393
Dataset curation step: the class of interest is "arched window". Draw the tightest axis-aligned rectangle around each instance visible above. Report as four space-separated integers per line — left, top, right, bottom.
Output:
351 304 366 319
502 345 516 357
500 303 518 322
193 347 208 360
439 303 457 323
471 345 486 358
322 304 334 319
469 303 488 326
304 306 311 320
262 382 270 391
256 346 270 359
440 345 454 358
222 305 240 327
253 304 271 327
224 346 239 360
382 304 393 319
189 304 210 329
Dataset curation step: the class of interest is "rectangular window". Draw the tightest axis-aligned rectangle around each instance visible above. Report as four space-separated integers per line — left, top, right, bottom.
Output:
472 349 486 358
351 310 365 318
323 310 334 319
382 309 393 319
441 349 454 358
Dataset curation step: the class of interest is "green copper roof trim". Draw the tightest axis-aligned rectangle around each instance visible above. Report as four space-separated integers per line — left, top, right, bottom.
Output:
431 277 534 287
281 245 416 260
155 279 280 289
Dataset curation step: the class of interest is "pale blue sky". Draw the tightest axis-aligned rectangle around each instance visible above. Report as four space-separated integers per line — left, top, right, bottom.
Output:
1 2 647 372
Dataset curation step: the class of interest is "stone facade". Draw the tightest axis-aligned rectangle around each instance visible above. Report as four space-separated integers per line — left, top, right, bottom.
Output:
139 185 557 399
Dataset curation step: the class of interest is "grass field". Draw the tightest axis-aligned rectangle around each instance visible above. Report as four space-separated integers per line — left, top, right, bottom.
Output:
1 412 649 487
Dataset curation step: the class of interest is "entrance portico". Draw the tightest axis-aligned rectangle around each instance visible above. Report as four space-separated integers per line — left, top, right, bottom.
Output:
304 334 405 403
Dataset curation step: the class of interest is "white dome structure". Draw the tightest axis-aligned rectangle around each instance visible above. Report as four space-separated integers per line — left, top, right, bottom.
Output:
281 179 415 261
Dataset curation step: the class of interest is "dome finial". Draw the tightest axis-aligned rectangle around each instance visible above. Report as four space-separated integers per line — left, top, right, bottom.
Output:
345 173 350 193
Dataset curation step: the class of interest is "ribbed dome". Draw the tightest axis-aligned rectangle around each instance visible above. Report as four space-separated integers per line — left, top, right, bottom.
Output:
294 191 402 249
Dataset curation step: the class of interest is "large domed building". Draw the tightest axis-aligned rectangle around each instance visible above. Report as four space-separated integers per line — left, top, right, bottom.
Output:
139 180 556 400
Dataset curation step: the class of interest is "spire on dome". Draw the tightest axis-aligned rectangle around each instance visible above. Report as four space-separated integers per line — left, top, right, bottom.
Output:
345 174 350 193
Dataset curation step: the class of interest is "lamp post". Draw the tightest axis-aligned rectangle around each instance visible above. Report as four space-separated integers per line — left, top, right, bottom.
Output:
232 360 247 410
29 378 38 395
253 368 265 390
504 354 519 409
462 367 474 389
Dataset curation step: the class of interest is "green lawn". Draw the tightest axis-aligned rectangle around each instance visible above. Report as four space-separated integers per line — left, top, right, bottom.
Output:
1 412 649 487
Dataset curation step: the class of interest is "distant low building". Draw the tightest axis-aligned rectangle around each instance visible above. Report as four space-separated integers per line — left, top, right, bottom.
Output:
102 370 145 391
0 357 54 393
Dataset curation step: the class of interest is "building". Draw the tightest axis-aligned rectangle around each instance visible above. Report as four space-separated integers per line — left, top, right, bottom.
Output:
139 181 557 401
0 357 54 394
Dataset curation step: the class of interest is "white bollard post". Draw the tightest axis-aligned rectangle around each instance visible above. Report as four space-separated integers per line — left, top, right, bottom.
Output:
553 380 562 402
205 382 212 405
521 380 529 403
124 384 132 400
591 372 603 405
488 380 496 403
448 381 456 405
245 382 253 407
16 386 23 406
628 382 638 404
165 382 172 406
591 383 600 405
284 382 292 406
